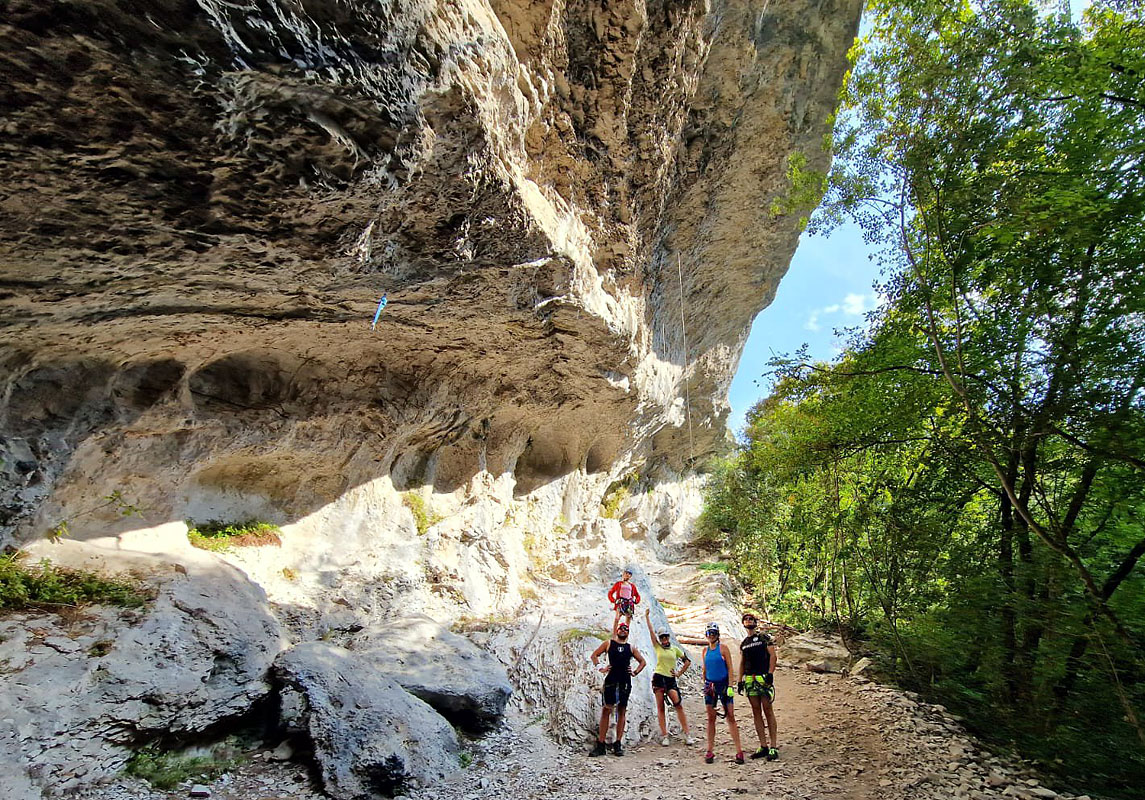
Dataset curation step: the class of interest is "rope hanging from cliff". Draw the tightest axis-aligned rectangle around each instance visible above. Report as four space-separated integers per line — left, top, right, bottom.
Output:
676 253 695 470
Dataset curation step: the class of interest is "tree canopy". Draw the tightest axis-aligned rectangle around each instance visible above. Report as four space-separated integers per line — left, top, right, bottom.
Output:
701 1 1145 794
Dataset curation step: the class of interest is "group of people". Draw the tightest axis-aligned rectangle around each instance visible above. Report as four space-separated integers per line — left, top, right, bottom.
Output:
588 568 780 765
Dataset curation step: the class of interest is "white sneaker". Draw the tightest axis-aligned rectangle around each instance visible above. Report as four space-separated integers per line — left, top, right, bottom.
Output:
660 736 670 746
685 734 697 746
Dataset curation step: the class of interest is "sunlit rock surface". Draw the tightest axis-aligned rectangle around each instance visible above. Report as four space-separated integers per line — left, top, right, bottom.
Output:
0 0 860 545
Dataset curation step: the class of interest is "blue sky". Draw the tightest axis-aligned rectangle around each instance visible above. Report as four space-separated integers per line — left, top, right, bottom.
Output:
726 222 881 437
725 0 1093 438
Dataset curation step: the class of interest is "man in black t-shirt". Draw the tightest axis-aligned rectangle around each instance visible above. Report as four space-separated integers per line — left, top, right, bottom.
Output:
739 610 779 760
588 620 646 757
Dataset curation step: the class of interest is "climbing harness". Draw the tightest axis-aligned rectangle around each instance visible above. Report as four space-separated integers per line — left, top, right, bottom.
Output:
370 292 388 330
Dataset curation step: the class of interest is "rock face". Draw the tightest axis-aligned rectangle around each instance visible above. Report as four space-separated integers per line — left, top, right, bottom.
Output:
0 2 863 795
781 630 852 673
274 642 461 798
0 542 286 794
350 616 513 733
0 0 862 548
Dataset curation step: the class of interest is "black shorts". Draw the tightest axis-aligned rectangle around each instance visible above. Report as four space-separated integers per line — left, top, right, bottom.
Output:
652 673 680 693
603 680 632 709
704 678 733 709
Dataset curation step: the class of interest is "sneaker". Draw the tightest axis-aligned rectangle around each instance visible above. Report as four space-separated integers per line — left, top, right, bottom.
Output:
704 752 715 764
660 736 670 747
734 752 745 765
612 741 624 757
685 734 697 746
750 747 768 760
589 741 606 757
766 747 779 761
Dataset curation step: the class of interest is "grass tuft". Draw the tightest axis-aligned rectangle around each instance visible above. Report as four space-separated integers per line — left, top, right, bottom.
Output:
558 626 610 644
0 552 150 612
402 493 443 536
187 520 282 552
125 747 241 790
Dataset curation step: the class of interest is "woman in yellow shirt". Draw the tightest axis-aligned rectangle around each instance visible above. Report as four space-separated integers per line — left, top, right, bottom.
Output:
645 607 696 746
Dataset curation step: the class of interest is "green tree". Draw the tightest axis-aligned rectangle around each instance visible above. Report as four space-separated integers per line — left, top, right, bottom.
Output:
705 1 1145 794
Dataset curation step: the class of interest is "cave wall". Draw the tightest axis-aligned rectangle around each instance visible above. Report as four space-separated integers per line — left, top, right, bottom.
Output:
0 0 862 544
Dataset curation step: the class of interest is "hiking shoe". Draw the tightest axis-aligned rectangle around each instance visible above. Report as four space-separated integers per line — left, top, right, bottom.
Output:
734 752 745 765
685 734 697 746
704 752 715 764
750 747 768 760
766 747 779 761
588 741 606 757
660 736 670 746
612 741 624 757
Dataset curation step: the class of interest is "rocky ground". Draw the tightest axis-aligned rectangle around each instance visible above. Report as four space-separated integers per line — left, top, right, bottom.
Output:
66 664 1091 800
53 555 1100 800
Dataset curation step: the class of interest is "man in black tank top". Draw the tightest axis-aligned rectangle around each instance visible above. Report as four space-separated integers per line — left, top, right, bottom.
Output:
739 610 779 760
588 620 646 756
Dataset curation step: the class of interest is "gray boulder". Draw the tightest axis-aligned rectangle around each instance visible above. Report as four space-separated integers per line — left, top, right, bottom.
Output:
350 616 512 733
0 553 286 795
781 631 852 673
274 642 459 798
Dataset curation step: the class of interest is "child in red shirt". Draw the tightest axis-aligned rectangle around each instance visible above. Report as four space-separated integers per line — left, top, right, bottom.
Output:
608 567 641 630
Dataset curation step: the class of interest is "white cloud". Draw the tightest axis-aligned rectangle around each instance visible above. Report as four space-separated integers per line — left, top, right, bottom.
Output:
842 293 869 315
804 293 881 332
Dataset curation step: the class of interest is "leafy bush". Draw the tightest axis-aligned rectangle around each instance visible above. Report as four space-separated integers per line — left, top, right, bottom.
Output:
125 747 240 790
0 552 149 612
186 520 281 552
697 562 730 572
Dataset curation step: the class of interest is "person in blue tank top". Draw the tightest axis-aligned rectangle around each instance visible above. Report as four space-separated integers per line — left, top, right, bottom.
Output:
701 622 744 765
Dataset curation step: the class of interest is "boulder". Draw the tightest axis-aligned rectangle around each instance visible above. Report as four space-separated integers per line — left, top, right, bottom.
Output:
782 631 852 673
0 550 286 794
849 656 875 676
274 642 459 798
350 616 512 733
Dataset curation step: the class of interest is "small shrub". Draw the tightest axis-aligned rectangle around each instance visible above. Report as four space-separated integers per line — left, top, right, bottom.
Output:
697 562 730 572
48 490 143 542
558 626 610 644
458 751 473 768
600 485 630 519
281 567 298 581
402 493 443 536
0 552 150 612
88 640 114 657
125 747 241 790
187 520 282 552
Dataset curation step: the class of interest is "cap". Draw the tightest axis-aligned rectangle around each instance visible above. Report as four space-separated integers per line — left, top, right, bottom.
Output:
622 566 634 574
617 622 630 631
